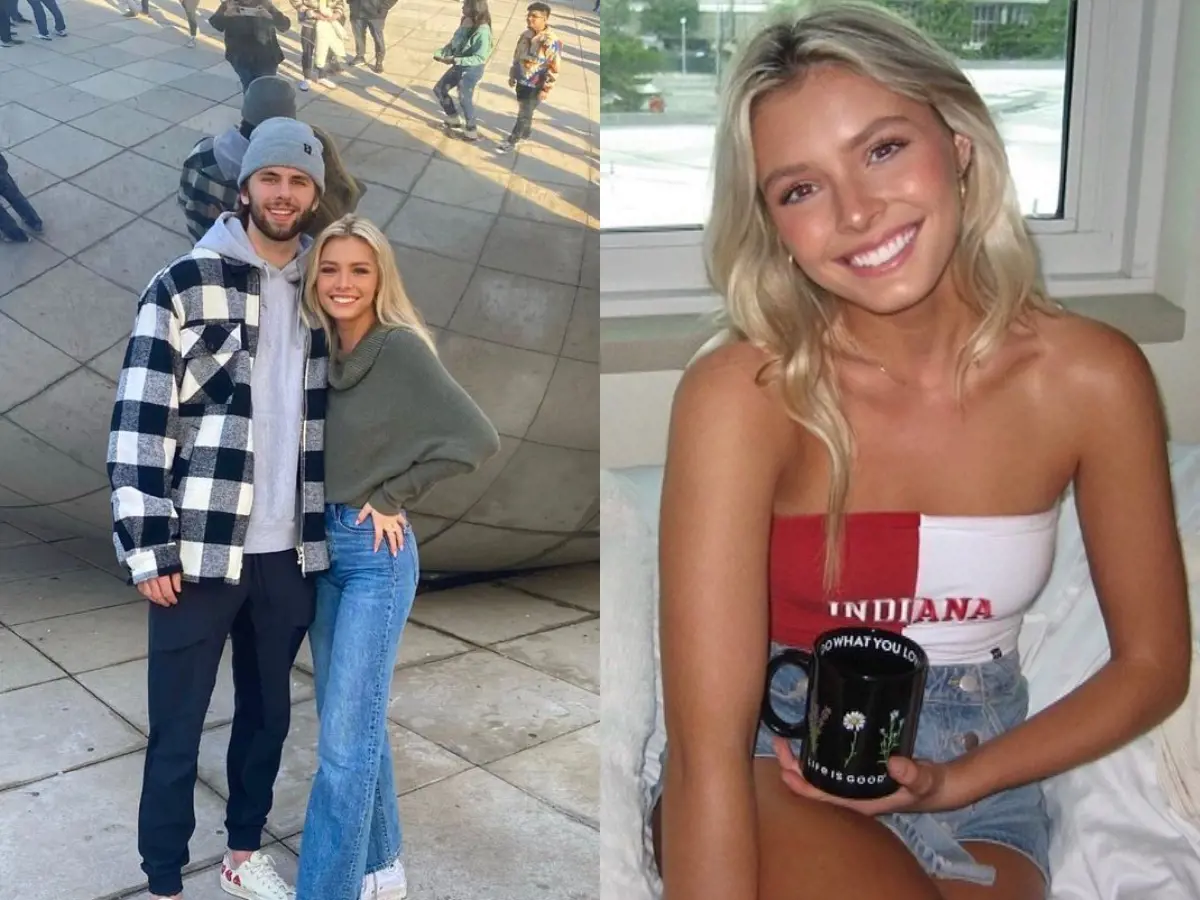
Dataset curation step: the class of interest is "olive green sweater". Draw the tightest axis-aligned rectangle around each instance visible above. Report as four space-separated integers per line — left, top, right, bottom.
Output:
324 324 500 515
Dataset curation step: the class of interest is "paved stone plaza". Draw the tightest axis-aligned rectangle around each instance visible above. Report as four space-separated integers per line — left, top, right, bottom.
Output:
0 0 599 896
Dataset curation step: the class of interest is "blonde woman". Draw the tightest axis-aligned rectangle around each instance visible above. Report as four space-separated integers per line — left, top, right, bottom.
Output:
655 4 1189 900
294 215 499 900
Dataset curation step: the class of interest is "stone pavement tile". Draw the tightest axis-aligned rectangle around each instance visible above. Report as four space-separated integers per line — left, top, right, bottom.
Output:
0 678 145 789
180 101 241 135
386 196 492 262
580 228 598 288
0 259 138 360
359 113 445 153
124 83 216 122
494 619 598 692
0 544 95 594
0 103 58 149
0 237 66 294
410 157 510 214
562 286 597 362
8 366 122 472
0 523 40 549
434 332 555 439
526 357 599 451
502 563 598 612
468 441 598 533
69 101 174 146
199 699 471 839
0 314 78 412
0 418 108 506
343 139 430 193
53 535 127 578
390 243 474 327
486 724 597 827
449 266 575 354
410 434 518 520
170 69 241 102
387 649 597 765
479 216 586 286
20 181 136 256
145 194 191 236
298 99 378 140
3 154 60 194
72 150 181 213
0 752 229 900
0 69 53 104
71 69 156 102
28 55 105 85
293 621 471 676
69 46 145 73
396 767 598 900
134 121 207 166
409 582 591 645
0 626 64 693
86 338 128 382
8 122 122 178
116 57 198 85
79 647 316 736
109 34 179 58
21 83 113 123
76 218 192 291
123 842 299 900
353 180 405 230
12 599 147 673
501 178 589 226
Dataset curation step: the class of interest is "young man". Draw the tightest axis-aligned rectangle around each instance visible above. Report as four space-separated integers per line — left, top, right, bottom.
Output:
0 151 43 242
496 1 561 153
178 75 298 241
108 118 329 900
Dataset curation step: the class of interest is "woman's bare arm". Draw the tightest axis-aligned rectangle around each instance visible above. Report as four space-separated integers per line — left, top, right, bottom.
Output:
952 323 1191 802
659 343 793 900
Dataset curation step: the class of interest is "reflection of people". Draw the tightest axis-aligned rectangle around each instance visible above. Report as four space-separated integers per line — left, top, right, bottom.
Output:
496 1 561 152
294 215 499 900
108 119 329 900
0 151 43 242
653 6 1189 900
433 0 494 142
210 0 291 91
178 75 297 241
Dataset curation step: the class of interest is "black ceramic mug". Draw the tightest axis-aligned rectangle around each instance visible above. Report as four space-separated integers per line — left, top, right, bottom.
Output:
761 627 929 799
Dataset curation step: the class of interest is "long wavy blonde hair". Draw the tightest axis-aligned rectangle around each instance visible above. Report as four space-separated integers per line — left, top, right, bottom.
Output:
706 0 1058 589
302 215 438 357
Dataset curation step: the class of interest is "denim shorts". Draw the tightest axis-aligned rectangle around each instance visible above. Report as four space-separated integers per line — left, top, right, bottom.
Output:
756 643 1051 887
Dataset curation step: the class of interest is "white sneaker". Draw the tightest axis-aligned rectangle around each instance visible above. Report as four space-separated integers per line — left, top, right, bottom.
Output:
297 79 310 91
186 35 195 46
360 857 408 900
219 850 295 900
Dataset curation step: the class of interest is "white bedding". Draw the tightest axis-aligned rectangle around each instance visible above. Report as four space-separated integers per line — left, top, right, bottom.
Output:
601 444 1200 900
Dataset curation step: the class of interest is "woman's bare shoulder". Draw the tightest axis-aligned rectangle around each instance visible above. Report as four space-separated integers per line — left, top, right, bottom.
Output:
676 340 789 421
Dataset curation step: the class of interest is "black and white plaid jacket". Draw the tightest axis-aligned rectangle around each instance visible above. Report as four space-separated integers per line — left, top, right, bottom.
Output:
107 249 330 585
178 136 240 242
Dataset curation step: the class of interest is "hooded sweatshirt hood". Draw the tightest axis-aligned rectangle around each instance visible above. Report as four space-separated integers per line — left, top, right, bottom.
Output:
197 212 311 555
212 127 251 184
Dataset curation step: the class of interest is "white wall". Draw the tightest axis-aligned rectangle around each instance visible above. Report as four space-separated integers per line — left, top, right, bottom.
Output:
601 1 1200 469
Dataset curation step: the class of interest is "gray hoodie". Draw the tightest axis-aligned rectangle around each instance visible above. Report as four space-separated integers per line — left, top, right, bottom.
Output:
196 213 310 555
213 128 251 182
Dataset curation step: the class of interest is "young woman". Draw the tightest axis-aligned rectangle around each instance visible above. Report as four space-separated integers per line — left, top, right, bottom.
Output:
209 0 291 91
432 0 494 142
654 5 1190 900
294 215 500 900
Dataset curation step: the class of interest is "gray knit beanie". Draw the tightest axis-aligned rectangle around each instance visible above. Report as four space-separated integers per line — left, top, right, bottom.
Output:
241 76 297 127
239 118 325 193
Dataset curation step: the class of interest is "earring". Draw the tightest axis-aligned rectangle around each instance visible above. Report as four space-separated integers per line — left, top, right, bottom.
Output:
787 254 795 267
959 179 967 199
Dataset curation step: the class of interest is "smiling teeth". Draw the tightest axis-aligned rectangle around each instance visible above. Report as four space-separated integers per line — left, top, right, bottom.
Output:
848 226 917 269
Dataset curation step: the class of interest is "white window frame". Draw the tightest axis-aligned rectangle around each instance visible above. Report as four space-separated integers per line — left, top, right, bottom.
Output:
599 0 1183 319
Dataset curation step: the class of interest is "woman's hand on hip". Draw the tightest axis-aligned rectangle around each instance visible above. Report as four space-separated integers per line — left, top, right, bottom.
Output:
772 736 971 816
356 503 407 555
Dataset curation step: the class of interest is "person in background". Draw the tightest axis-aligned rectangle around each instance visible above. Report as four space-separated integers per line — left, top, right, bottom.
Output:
179 0 200 46
0 0 23 45
432 0 493 142
495 1 560 153
294 214 499 900
23 0 66 39
291 0 346 90
347 0 395 73
210 0 291 91
178 75 298 241
306 125 367 235
0 151 43 242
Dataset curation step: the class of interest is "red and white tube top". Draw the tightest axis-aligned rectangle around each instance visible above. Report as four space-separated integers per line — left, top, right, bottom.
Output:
769 508 1060 665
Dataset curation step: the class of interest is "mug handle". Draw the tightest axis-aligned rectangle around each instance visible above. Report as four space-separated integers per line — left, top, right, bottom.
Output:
760 648 812 739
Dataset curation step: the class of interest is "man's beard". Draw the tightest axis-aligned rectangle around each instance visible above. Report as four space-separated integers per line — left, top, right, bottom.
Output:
248 198 317 241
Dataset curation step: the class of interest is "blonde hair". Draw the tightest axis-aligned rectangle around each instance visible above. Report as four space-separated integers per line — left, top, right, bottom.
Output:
706 0 1057 589
302 215 438 357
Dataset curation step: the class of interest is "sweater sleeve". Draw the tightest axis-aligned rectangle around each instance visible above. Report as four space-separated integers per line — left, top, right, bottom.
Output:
454 25 492 66
108 272 183 584
367 330 501 515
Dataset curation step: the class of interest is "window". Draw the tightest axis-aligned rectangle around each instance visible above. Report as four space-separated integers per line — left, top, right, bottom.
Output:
600 0 1182 317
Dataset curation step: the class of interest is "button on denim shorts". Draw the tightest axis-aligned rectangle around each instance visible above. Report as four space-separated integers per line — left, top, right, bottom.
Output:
756 644 1051 888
